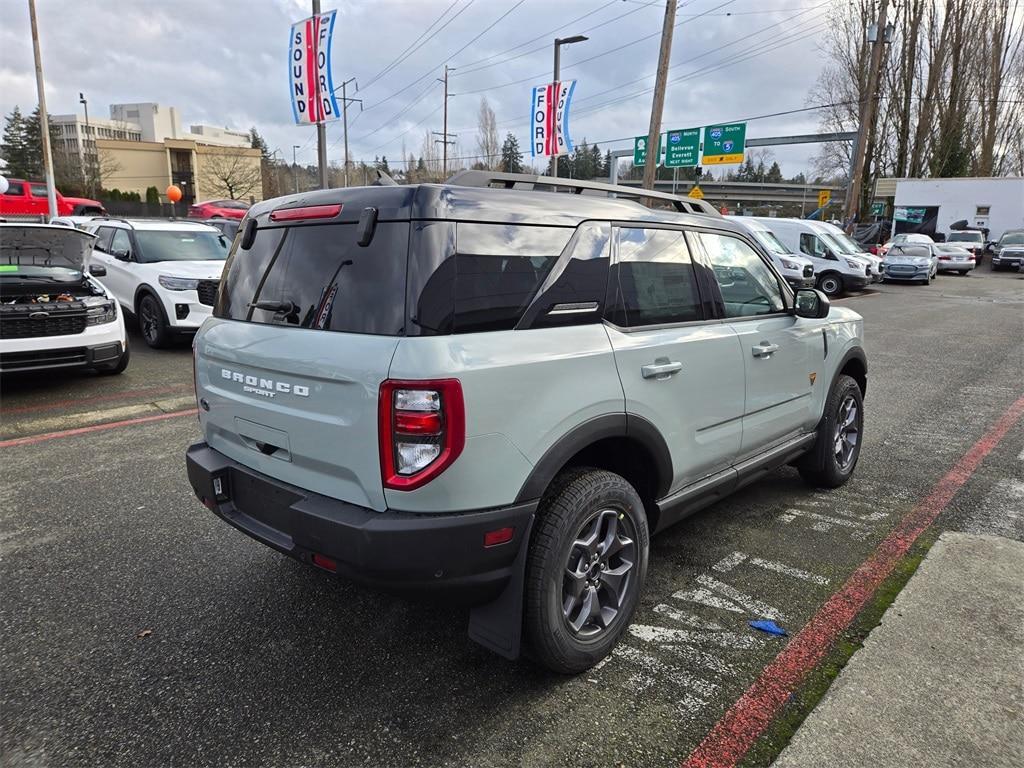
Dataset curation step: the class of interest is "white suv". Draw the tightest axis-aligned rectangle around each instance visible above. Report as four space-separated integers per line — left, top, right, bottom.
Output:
86 219 230 347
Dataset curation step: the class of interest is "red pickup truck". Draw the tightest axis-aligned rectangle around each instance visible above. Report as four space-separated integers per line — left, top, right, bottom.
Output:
0 178 105 218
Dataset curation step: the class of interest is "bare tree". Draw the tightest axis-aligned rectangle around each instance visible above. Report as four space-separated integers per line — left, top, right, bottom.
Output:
201 149 262 200
476 97 500 170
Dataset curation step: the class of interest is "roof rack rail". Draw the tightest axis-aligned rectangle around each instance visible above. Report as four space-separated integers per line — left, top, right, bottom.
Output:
445 170 722 218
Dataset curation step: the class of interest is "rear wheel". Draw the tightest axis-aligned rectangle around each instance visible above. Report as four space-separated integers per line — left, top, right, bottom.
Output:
817 273 844 297
138 294 170 348
525 469 649 674
799 374 863 488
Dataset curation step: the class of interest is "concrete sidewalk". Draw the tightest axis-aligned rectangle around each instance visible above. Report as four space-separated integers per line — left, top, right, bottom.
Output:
773 532 1024 768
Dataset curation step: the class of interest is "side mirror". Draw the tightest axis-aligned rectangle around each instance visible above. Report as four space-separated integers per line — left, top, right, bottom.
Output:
112 248 130 261
794 288 830 319
89 264 107 277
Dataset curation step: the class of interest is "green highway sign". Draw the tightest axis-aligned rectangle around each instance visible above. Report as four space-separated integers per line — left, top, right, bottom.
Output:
665 128 700 168
633 134 664 166
702 122 747 165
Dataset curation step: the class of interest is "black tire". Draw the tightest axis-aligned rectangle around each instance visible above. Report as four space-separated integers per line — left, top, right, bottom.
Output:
817 273 844 297
138 293 170 348
97 345 130 375
798 374 864 489
524 468 649 674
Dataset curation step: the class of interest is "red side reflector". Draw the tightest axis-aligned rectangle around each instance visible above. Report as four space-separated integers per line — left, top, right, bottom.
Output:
312 553 337 572
269 204 342 222
395 410 442 435
484 527 515 548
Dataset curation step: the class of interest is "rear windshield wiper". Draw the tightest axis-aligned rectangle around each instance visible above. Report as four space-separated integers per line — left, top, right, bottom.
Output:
248 299 296 314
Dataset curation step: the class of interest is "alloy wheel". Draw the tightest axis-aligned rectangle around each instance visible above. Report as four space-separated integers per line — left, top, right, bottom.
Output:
141 300 160 344
833 394 860 470
562 508 637 640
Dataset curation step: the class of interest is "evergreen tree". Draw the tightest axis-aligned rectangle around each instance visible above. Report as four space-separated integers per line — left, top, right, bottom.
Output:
571 140 592 179
589 144 604 179
604 149 614 180
735 157 758 182
499 133 524 174
765 161 784 183
375 155 391 175
249 127 271 160
22 106 61 179
1 107 32 178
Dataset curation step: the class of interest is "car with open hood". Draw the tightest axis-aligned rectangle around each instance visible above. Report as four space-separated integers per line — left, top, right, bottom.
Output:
0 223 128 374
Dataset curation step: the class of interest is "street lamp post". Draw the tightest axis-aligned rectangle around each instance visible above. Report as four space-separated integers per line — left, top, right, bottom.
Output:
79 92 91 195
551 35 587 178
292 144 300 194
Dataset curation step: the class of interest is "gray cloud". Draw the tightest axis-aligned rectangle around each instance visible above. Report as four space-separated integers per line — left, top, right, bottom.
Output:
0 0 833 176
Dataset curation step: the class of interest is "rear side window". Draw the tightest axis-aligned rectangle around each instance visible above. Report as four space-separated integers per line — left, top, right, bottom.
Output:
216 222 408 335
93 226 114 252
607 227 702 327
409 223 573 335
30 183 48 197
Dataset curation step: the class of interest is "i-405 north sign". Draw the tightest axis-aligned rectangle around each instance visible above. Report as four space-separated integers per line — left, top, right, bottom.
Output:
702 123 746 165
665 128 700 167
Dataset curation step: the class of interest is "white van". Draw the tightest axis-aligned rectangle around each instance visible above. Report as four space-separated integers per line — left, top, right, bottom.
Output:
730 217 815 290
753 217 872 297
815 221 883 282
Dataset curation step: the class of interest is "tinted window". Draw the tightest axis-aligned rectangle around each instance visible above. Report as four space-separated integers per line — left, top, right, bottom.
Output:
29 183 48 197
4 182 25 196
608 227 702 327
696 232 785 318
110 228 131 256
93 226 114 252
134 230 229 263
519 222 610 329
217 222 408 336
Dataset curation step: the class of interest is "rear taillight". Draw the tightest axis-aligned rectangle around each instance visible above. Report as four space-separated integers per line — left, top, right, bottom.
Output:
379 379 465 490
939 255 951 261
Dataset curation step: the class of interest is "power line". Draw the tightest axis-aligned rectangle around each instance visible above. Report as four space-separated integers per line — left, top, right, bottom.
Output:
456 0 738 97
358 0 461 91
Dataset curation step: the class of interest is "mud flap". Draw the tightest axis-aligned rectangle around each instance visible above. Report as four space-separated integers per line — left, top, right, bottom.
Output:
467 514 534 660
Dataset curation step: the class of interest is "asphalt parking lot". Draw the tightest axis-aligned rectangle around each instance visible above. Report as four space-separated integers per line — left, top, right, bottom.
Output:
2 262 1022 768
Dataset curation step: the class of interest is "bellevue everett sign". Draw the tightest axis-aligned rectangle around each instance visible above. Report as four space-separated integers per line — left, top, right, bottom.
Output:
633 122 746 167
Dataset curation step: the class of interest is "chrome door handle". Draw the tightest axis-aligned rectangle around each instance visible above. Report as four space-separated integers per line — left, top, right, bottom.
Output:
641 361 683 379
752 343 780 358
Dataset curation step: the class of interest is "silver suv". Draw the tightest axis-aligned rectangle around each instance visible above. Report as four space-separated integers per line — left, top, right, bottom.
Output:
186 172 867 673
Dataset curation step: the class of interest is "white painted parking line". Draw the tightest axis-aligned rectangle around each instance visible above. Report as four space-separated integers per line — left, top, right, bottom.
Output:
675 574 783 620
628 624 762 650
712 551 829 585
653 603 725 630
778 507 872 538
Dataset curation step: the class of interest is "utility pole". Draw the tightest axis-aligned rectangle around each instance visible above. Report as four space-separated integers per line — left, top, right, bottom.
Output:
339 77 361 187
642 0 677 192
844 0 890 225
432 65 456 179
292 144 300 193
550 35 588 178
28 0 57 219
79 92 91 196
312 0 328 189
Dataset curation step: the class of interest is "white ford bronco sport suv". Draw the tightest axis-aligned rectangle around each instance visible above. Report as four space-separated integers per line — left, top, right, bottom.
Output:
186 172 867 673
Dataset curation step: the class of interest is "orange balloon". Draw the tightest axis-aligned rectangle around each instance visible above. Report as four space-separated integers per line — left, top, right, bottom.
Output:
166 185 183 203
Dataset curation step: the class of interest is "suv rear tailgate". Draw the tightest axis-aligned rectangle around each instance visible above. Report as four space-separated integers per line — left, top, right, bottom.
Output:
197 319 397 511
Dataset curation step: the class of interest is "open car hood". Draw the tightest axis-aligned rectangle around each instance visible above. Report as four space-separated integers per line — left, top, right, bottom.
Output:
0 223 96 272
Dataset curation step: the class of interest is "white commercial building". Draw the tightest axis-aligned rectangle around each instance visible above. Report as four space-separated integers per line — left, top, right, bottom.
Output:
885 177 1024 242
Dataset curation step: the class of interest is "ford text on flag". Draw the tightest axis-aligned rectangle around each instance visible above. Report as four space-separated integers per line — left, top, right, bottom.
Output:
289 10 341 125
530 81 576 158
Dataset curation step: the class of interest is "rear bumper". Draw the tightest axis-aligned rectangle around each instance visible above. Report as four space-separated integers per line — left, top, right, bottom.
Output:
186 441 536 602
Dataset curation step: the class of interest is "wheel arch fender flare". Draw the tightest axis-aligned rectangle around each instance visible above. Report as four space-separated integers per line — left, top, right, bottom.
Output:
513 413 674 504
834 345 868 397
134 284 164 316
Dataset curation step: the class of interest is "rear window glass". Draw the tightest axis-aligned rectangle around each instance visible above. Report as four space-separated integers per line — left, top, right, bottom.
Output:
410 223 573 335
135 230 229 263
216 222 408 335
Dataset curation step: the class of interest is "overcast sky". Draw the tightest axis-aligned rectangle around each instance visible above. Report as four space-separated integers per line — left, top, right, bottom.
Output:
0 0 835 176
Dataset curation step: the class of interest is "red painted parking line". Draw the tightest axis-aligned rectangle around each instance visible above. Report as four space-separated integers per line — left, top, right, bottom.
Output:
682 394 1024 768
0 409 196 449
2 384 193 415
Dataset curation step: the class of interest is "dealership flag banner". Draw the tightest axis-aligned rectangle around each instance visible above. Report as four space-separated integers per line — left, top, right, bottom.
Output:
289 10 341 125
531 81 576 158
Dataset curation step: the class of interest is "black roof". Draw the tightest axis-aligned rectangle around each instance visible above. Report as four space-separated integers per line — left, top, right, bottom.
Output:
247 181 748 237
